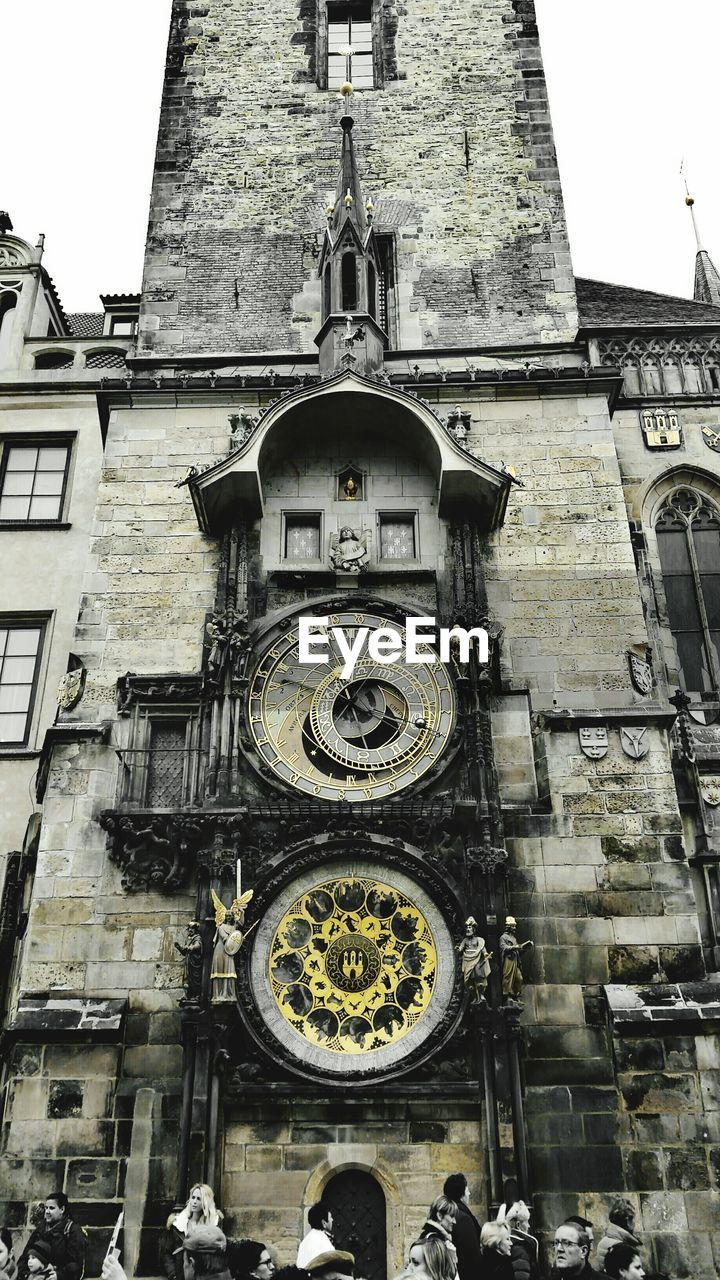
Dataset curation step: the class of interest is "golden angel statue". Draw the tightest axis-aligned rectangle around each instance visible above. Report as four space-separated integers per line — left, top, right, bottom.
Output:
210 887 254 1004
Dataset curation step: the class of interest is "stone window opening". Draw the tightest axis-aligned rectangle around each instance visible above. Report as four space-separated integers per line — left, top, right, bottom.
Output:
655 487 720 713
283 512 322 561
327 3 374 90
341 253 358 311
0 290 18 366
0 438 72 523
378 511 417 560
374 233 397 345
119 707 202 807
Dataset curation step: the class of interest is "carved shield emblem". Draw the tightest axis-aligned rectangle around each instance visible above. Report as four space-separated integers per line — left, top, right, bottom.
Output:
628 652 653 696
57 666 86 712
222 929 245 956
701 425 720 454
579 726 608 759
700 776 720 807
620 727 649 760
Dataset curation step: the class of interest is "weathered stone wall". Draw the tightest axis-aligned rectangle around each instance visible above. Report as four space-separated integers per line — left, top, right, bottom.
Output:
140 0 577 355
223 1101 484 1273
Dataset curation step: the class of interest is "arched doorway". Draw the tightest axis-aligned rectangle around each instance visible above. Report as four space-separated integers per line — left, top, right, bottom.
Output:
324 1169 387 1280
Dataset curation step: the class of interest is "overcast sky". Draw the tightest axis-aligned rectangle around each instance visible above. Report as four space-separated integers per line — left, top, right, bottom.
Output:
2 0 718 313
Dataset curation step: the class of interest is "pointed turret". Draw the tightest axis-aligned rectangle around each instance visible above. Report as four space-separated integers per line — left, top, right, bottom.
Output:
315 99 386 377
686 193 720 307
328 114 368 242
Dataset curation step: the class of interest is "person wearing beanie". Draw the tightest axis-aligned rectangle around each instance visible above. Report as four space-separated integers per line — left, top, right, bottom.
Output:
442 1174 481 1280
24 1244 54 1280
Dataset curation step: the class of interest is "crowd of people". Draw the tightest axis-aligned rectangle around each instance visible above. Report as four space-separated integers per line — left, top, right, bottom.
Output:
0 1184 669 1280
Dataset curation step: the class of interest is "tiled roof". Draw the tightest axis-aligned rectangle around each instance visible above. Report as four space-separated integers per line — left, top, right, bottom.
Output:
67 312 104 337
576 275 720 328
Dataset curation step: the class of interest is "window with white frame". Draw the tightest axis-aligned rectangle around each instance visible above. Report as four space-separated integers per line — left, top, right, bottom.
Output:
328 5 374 89
0 440 71 522
0 622 44 746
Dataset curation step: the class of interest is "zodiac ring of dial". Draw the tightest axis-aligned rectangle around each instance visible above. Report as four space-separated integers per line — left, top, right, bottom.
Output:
246 608 456 802
267 875 436 1056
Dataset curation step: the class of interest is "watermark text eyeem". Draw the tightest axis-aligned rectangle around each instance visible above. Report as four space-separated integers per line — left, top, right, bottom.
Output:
298 616 488 679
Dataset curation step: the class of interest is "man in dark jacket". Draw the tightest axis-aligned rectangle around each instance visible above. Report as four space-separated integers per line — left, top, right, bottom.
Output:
18 1195 86 1280
551 1222 605 1280
442 1174 481 1280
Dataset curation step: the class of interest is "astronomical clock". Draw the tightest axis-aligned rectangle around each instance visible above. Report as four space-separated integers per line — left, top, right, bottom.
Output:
239 602 466 1082
245 606 457 802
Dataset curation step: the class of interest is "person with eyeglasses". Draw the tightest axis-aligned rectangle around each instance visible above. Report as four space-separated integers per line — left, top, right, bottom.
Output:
550 1223 603 1280
227 1242 276 1280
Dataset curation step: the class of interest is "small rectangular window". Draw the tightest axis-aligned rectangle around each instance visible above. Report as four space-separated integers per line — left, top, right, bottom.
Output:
328 5 374 90
0 441 70 522
284 514 322 561
146 720 188 807
0 623 44 746
109 317 138 336
379 513 417 560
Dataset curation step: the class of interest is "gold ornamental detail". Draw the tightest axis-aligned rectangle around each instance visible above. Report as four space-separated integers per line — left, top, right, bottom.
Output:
268 876 436 1054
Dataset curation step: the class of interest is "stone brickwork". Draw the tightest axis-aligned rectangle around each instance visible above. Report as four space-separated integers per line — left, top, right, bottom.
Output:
140 0 576 355
223 1102 483 1274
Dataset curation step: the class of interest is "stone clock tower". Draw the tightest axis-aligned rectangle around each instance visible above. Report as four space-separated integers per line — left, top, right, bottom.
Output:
3 5 720 1280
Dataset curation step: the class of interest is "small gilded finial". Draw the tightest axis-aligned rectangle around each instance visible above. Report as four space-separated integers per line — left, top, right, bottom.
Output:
344 187 353 209
365 195 375 221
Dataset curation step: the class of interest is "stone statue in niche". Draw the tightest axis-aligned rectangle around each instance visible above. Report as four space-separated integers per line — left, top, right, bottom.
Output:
210 887 254 1004
205 606 250 682
329 526 370 573
500 915 533 1005
175 919 204 1005
457 916 492 1005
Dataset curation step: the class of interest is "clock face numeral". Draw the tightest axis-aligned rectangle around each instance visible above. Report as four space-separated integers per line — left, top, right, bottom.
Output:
245 609 456 802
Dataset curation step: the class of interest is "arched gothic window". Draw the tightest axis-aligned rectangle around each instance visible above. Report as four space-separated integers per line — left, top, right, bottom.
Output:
656 488 720 702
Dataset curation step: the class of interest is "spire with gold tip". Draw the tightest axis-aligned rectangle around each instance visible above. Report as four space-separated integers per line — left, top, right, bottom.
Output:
684 179 720 307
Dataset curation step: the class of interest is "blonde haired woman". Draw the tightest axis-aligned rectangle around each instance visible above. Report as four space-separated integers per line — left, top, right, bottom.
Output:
163 1185 223 1280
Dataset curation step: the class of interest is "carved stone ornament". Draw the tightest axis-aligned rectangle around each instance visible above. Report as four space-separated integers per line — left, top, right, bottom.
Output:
620 726 650 760
57 666 86 713
329 526 370 573
0 245 23 266
628 650 653 696
701 425 720 454
640 408 681 450
578 726 609 759
700 776 720 807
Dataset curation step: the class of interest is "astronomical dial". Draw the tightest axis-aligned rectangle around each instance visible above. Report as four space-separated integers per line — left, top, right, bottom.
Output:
246 608 456 801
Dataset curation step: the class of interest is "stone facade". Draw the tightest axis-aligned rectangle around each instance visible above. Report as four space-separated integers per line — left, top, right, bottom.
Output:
1 4 720 1280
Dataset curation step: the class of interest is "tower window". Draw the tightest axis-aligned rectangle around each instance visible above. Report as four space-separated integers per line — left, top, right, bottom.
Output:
328 5 374 90
656 488 720 704
375 234 397 346
341 254 358 312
